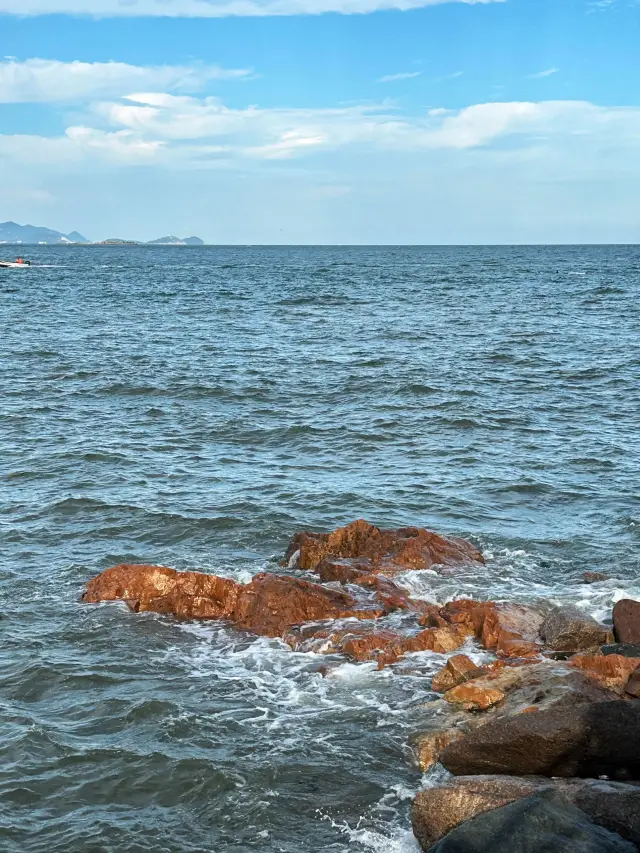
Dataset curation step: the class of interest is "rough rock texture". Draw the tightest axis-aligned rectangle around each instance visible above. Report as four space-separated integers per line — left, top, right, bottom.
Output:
412 776 640 851
410 728 464 772
444 683 506 711
83 564 386 637
570 654 640 695
542 605 611 652
282 519 484 574
627 670 640 699
426 789 637 853
614 600 640 645
440 700 640 779
432 655 488 694
584 572 611 584
83 564 241 619
439 600 544 659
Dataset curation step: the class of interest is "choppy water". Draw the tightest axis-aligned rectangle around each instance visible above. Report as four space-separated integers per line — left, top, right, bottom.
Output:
1 244 639 853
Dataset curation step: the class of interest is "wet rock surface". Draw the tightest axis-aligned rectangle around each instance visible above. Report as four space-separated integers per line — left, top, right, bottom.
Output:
413 777 640 851
282 518 484 574
569 654 640 695
614 600 640 645
440 700 640 779
542 605 611 652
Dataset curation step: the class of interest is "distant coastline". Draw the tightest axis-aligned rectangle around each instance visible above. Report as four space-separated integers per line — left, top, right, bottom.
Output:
0 221 205 246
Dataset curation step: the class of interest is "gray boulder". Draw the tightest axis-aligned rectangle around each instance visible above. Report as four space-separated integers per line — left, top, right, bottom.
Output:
542 604 610 652
440 700 640 779
428 789 636 853
412 776 640 851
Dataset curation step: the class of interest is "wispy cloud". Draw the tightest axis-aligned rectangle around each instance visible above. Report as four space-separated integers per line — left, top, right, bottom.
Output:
528 67 559 79
0 0 507 17
0 59 251 103
3 97 640 169
378 71 422 83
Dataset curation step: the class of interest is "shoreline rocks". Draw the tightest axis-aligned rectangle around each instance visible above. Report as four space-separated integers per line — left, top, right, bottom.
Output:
413 781 640 852
81 521 640 853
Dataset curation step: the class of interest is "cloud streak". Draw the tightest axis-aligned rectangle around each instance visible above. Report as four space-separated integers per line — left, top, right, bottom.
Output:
0 0 506 17
0 59 251 103
378 71 422 82
528 67 559 79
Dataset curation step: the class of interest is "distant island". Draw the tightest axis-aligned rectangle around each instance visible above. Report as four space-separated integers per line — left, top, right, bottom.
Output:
0 220 89 245
1 220 206 246
147 236 205 246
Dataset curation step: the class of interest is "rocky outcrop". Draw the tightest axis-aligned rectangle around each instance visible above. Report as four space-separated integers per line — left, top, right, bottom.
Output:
83 565 383 637
625 670 640 699
440 701 640 779
412 777 640 851
542 605 611 653
282 519 484 574
569 654 640 695
440 600 544 659
426 789 637 853
614 600 640 645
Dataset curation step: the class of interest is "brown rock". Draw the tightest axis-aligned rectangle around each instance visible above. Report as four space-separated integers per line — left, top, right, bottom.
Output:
412 776 545 850
481 603 545 657
626 670 640 699
432 655 485 694
282 518 484 574
83 563 240 618
542 605 611 653
583 572 611 584
614 600 640 645
84 565 383 638
570 654 640 695
444 683 506 711
410 728 465 772
412 776 640 852
440 700 640 779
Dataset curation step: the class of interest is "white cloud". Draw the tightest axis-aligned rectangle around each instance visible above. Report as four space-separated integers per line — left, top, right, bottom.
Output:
378 71 422 82
528 67 559 79
0 0 505 16
0 59 251 103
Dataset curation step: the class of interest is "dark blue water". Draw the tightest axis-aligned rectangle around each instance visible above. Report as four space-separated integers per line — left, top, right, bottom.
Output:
1 245 639 852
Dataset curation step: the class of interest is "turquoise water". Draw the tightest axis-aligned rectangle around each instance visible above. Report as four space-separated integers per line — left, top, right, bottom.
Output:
1 245 639 852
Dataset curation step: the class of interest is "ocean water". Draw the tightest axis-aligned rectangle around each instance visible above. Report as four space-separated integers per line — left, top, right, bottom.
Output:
1 244 639 853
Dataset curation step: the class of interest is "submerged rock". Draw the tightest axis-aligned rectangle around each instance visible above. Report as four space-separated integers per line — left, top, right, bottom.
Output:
282 518 484 574
542 605 611 653
426 789 637 853
584 572 611 584
412 776 640 851
614 600 640 645
440 700 640 779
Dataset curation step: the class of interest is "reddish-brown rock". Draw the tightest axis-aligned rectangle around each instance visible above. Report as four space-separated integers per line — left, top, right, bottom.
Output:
411 728 465 772
432 655 486 694
444 683 506 711
283 519 484 574
83 564 386 638
613 599 640 645
83 564 240 619
438 600 544 659
569 654 640 695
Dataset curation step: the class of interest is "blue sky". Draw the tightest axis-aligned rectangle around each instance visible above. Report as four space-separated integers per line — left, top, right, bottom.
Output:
1 0 639 243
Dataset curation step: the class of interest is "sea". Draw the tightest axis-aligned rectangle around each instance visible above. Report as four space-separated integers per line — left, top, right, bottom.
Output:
1 244 639 853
